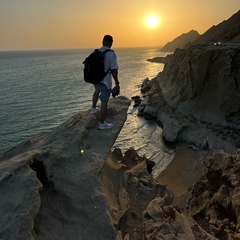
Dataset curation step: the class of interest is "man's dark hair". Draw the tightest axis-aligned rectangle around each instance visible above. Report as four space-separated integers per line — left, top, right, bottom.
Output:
103 35 113 42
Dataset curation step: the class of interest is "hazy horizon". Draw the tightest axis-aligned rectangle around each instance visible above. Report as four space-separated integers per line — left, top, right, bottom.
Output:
1 0 240 51
0 46 167 53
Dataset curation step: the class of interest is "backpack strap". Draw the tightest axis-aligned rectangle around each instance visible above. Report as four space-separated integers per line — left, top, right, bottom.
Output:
94 49 113 54
99 49 113 76
102 49 113 54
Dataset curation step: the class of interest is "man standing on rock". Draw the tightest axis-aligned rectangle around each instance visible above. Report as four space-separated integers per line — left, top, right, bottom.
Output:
91 35 120 130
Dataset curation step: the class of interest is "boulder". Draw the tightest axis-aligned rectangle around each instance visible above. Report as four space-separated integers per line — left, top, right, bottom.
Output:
140 78 151 93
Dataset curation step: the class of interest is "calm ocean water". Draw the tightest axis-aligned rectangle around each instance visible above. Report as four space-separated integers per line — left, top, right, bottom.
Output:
0 47 173 174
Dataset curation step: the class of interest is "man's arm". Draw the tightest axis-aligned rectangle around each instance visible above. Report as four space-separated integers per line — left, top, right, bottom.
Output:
111 69 119 85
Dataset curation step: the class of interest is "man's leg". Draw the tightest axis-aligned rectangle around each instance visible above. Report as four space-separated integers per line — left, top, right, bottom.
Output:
100 101 108 124
97 84 112 129
92 91 99 108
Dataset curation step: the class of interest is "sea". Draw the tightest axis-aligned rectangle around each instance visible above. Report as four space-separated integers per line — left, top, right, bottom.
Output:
0 47 174 175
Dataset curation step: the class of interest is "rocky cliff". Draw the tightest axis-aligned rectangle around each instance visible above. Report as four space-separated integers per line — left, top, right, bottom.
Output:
135 13 240 239
140 42 240 153
159 43 240 125
0 97 130 240
3 91 237 240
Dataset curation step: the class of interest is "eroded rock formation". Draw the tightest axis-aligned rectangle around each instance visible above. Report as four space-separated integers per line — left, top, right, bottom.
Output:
187 149 240 240
100 147 240 239
0 96 130 240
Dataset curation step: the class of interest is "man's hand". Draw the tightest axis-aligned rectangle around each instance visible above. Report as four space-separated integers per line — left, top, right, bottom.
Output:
112 85 120 97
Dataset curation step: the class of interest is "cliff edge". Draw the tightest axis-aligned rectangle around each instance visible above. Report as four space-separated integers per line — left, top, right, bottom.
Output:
0 96 130 240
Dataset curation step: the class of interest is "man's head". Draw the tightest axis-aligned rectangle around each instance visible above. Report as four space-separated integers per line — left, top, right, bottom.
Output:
102 35 113 48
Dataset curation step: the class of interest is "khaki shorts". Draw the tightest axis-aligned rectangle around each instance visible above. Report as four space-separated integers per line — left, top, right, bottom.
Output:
94 82 111 103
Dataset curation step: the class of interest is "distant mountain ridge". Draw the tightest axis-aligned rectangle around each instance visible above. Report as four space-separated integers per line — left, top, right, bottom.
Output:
160 30 200 52
160 10 240 52
192 10 240 45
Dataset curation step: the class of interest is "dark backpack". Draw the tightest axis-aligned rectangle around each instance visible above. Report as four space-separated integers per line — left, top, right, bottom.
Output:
83 49 112 85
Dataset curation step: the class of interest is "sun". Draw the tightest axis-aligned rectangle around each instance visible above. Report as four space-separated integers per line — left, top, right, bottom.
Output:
145 15 159 28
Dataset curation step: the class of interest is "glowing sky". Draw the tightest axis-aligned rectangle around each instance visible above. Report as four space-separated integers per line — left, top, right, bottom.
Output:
0 0 239 50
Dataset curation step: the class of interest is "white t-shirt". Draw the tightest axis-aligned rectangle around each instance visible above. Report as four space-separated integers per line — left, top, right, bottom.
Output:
99 46 118 89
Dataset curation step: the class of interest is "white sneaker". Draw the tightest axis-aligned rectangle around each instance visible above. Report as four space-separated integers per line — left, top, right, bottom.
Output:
98 121 113 130
91 107 99 114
